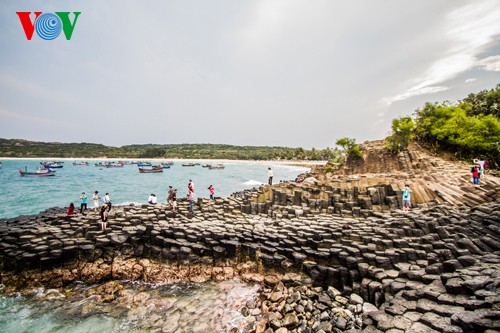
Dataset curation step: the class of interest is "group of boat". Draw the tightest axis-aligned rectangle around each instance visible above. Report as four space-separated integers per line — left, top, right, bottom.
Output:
18 160 224 176
18 160 65 176
183 163 225 169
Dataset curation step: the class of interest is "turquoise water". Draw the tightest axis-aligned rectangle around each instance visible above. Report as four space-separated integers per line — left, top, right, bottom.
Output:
0 159 308 219
0 280 260 333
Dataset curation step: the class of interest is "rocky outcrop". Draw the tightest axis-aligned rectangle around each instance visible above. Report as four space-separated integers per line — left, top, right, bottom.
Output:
1 194 499 332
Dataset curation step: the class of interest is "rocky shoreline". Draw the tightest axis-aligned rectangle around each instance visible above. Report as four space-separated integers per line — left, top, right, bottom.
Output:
1 180 499 332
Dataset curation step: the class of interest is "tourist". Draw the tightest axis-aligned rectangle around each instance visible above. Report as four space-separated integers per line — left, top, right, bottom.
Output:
295 176 302 183
93 191 99 212
187 190 195 214
80 192 87 213
171 189 178 210
148 194 157 205
402 185 412 214
474 158 486 177
103 193 112 212
471 165 480 186
188 179 195 193
268 167 273 185
208 185 215 200
99 203 108 229
67 203 76 215
167 185 174 205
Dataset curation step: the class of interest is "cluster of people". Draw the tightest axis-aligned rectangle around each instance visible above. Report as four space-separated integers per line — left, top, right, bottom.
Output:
67 167 285 225
471 158 486 186
67 191 112 230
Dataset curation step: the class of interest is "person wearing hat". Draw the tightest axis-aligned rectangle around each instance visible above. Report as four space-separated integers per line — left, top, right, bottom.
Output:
268 167 273 185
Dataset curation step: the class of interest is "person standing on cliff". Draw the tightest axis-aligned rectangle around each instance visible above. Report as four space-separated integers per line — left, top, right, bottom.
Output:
93 191 99 212
474 158 486 177
79 192 88 214
103 193 112 212
268 167 273 185
471 165 480 186
171 189 178 210
188 179 195 193
402 185 412 214
208 185 215 200
99 203 108 229
187 189 195 214
167 185 174 206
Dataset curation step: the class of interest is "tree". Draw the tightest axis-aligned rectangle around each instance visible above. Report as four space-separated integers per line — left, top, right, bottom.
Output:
385 116 415 153
335 137 362 159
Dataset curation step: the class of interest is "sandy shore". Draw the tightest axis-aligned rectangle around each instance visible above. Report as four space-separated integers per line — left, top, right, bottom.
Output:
0 157 326 166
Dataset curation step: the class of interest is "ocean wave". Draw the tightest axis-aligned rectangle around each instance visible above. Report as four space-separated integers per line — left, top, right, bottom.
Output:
114 201 143 207
242 180 263 186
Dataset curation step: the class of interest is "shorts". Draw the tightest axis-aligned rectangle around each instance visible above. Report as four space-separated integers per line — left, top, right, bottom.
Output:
403 200 411 208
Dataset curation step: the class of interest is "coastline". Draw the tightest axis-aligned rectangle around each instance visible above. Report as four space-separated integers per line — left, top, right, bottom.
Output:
0 157 327 166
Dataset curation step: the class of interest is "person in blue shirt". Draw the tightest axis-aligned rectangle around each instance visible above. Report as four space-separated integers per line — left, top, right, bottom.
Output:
402 185 412 214
80 192 87 213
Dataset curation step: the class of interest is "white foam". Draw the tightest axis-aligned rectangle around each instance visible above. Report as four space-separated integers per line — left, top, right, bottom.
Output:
242 180 263 186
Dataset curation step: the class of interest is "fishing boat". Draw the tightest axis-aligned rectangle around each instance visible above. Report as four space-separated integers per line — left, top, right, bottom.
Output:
208 164 225 170
161 165 171 169
95 162 124 168
161 162 174 167
72 161 89 166
19 168 56 177
138 162 152 167
201 164 211 168
40 161 64 168
182 163 196 167
138 165 163 173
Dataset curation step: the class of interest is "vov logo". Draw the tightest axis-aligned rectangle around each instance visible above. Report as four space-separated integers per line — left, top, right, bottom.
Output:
16 12 81 40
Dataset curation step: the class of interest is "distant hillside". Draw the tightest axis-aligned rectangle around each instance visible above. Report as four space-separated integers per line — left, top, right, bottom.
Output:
0 139 337 160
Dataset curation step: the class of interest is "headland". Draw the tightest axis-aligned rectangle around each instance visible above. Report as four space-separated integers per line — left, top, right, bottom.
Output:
1 141 499 333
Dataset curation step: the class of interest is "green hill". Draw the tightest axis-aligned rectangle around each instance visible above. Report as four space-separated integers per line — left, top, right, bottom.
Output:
0 139 337 160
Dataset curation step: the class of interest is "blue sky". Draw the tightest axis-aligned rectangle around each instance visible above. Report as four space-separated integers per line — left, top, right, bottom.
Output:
1 0 499 148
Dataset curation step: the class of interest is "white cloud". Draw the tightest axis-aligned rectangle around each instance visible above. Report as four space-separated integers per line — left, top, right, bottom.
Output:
476 55 500 72
465 78 477 83
383 86 450 106
383 0 500 105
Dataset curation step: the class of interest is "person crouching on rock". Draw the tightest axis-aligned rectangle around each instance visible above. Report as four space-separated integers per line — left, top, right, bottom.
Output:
67 203 76 215
99 203 109 230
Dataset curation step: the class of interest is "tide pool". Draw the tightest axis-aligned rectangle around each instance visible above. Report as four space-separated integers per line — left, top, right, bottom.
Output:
0 160 308 219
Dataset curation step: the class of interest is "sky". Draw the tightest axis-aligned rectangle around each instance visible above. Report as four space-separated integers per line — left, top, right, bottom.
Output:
0 0 499 149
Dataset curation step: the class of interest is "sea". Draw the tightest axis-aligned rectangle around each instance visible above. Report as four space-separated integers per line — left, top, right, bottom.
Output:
0 159 309 332
0 159 309 219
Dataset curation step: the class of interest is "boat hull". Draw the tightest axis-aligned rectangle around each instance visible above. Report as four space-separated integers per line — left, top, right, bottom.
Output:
138 168 163 173
19 170 55 177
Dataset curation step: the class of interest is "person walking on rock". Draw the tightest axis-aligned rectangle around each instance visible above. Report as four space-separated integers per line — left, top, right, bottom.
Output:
80 192 87 214
268 167 273 185
93 191 99 212
402 185 412 214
